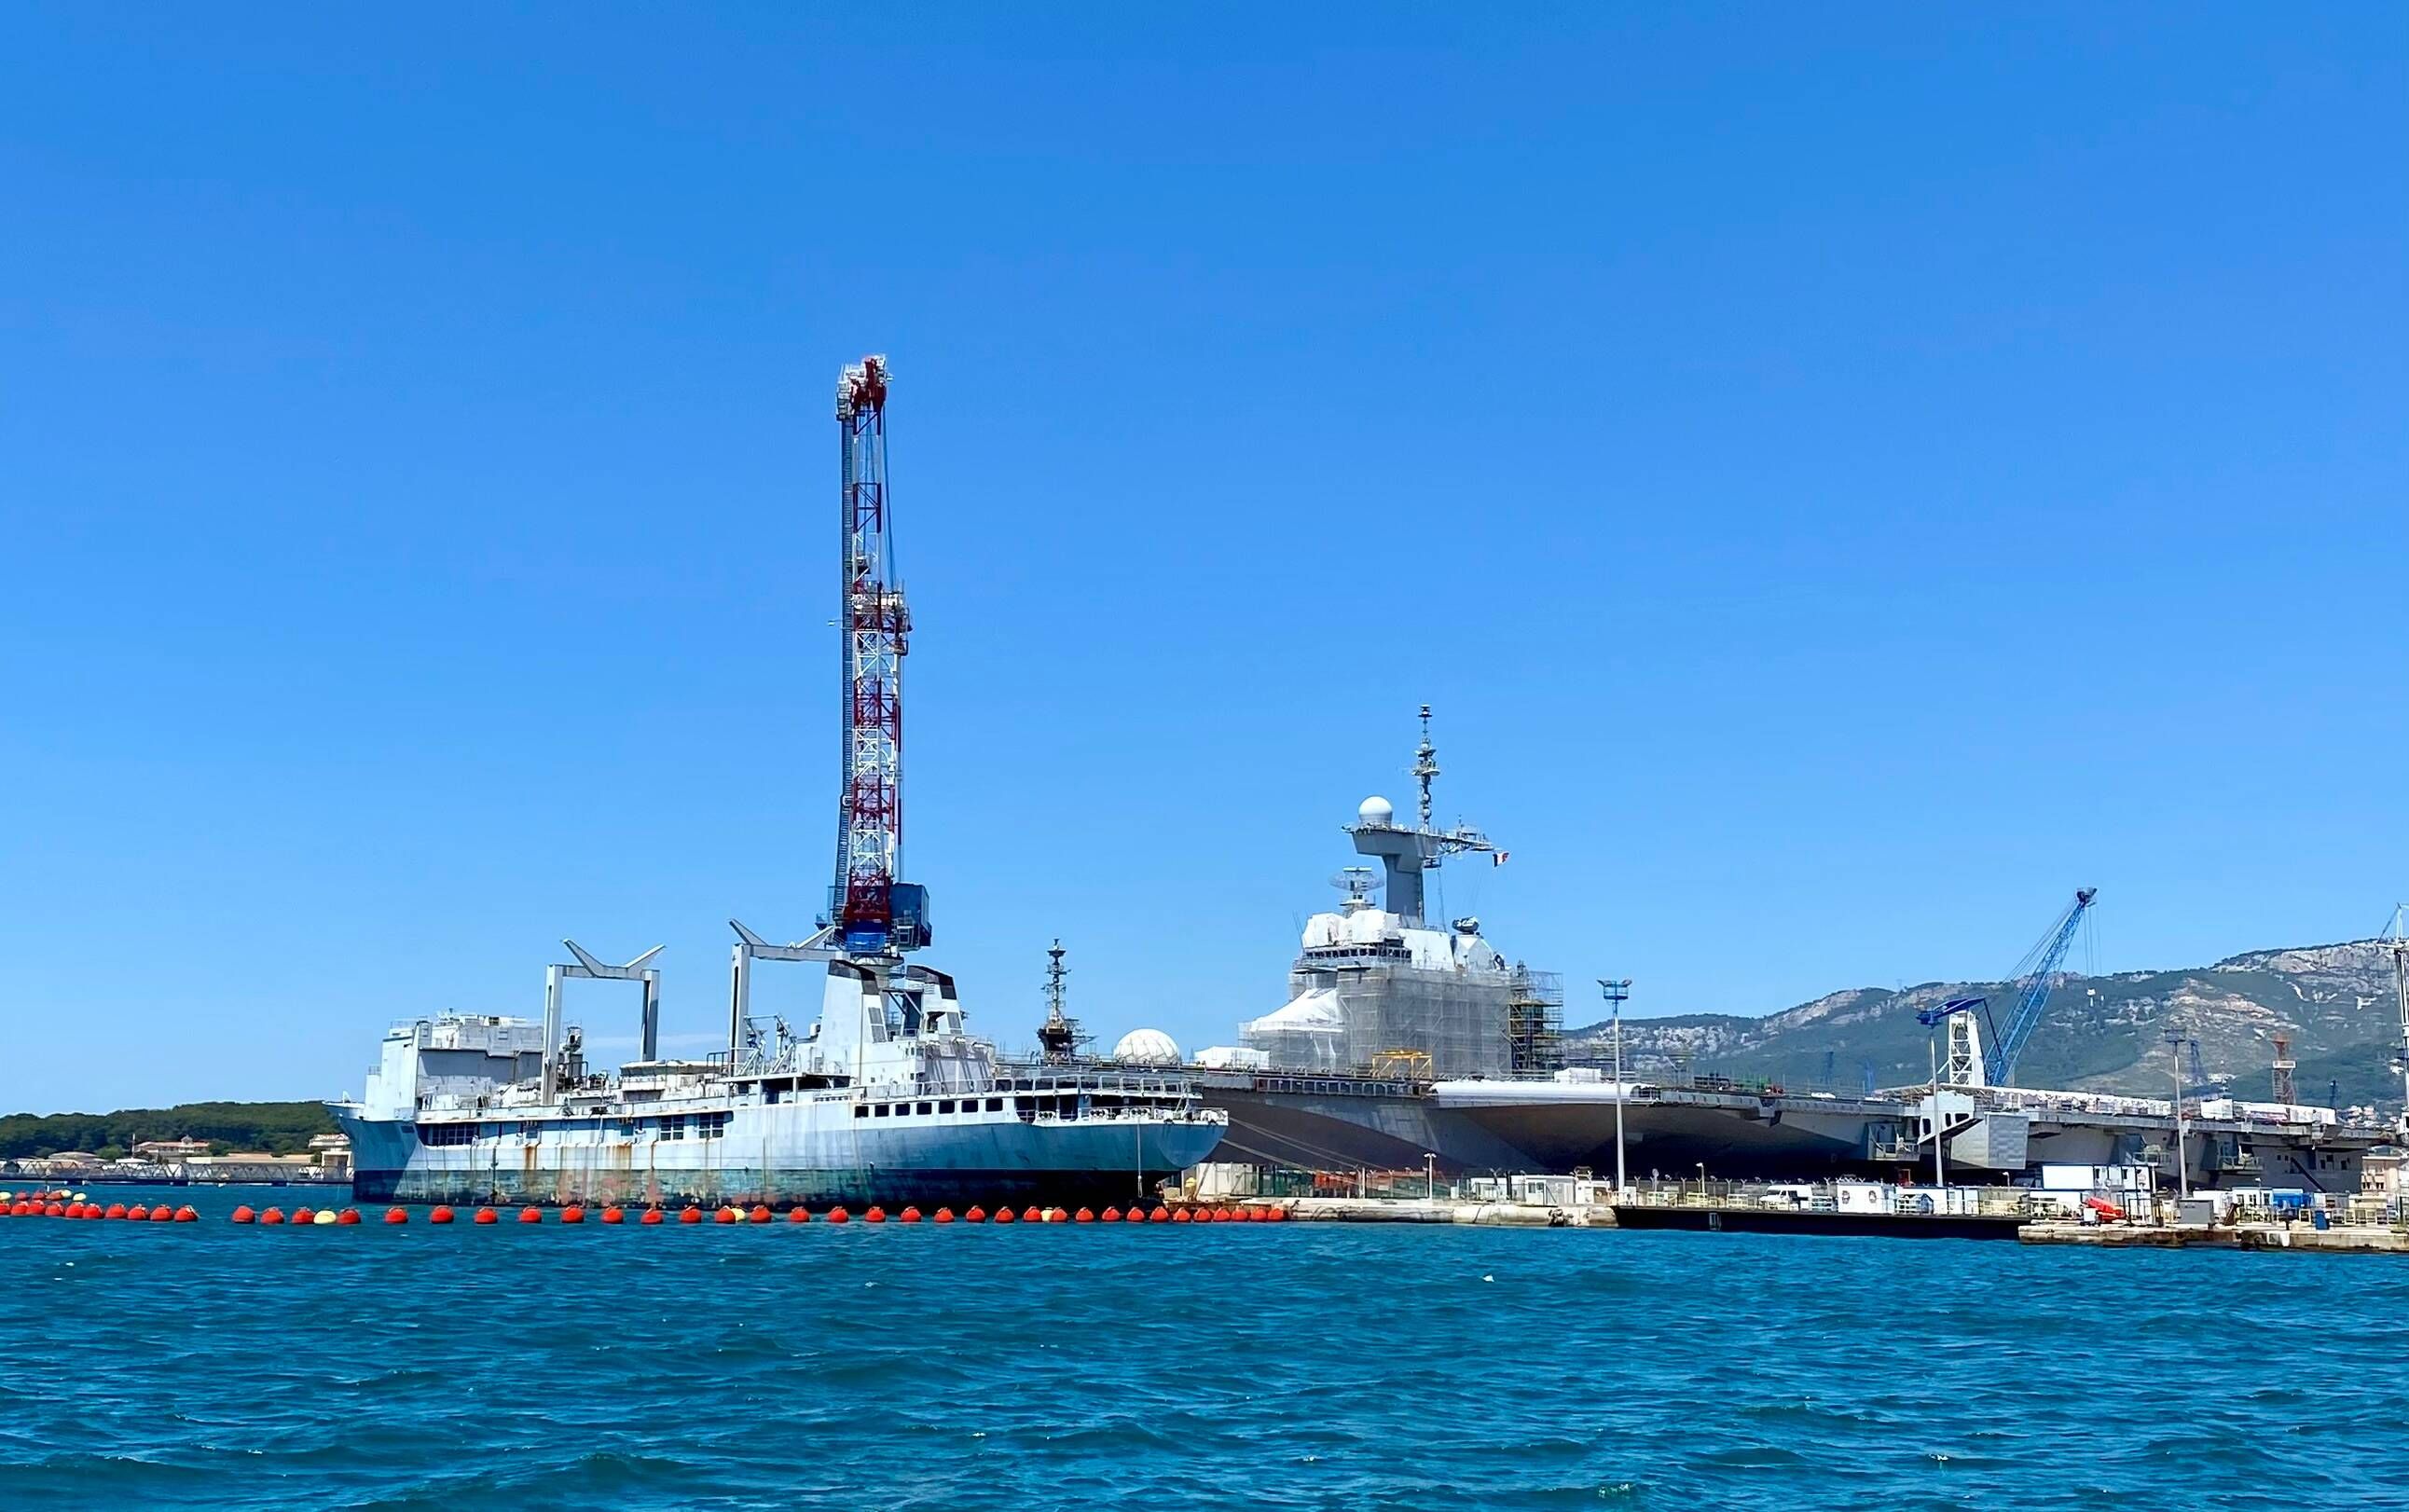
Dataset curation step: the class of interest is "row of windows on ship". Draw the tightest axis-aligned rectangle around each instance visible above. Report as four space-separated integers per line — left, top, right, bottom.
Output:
416 1088 1181 1148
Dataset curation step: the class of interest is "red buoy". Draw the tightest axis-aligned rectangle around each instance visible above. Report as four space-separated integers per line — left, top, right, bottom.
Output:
473 1207 499 1225
560 1205 585 1224
679 1206 703 1225
336 1208 361 1226
788 1206 811 1224
992 1206 1016 1225
127 1204 150 1221
1021 1206 1042 1224
964 1205 987 1223
749 1205 772 1224
260 1207 286 1225
640 1207 664 1226
827 1205 851 1224
1101 1207 1122 1222
103 1203 128 1219
384 1207 408 1224
230 1205 256 1224
600 1205 624 1224
517 1206 543 1224
172 1205 197 1223
1171 1208 1191 1224
429 1205 455 1225
898 1206 921 1223
933 1207 955 1223
1074 1207 1094 1223
83 1205 106 1221
713 1206 738 1225
863 1206 887 1224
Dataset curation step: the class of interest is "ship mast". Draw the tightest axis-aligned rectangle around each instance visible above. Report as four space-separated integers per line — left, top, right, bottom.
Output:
1347 704 1495 927
1036 938 1086 1063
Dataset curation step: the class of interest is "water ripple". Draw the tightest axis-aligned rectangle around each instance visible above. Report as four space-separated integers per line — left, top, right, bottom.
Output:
3 1190 2406 1508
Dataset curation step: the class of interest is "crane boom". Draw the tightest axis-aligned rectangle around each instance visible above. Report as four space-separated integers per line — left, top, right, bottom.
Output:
1919 887 2096 1086
833 356 928 955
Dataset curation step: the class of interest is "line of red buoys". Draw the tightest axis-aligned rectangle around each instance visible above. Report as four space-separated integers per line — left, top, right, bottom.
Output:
189 1199 1287 1229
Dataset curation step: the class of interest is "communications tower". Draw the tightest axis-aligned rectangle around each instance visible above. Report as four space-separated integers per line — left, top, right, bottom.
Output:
833 356 929 955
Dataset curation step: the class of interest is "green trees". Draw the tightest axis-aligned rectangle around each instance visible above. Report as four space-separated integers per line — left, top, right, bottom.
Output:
0 1102 338 1159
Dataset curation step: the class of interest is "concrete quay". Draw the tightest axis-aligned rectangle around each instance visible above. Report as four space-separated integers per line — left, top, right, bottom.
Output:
2022 1221 2409 1254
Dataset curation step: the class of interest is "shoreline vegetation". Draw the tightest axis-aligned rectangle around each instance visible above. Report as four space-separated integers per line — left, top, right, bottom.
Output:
0 1101 339 1161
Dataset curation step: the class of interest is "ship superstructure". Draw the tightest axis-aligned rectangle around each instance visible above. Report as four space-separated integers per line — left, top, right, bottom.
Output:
333 356 1224 1207
1234 708 1562 1081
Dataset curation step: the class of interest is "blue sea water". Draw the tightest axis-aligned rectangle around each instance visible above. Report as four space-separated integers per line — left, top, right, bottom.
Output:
2 1185 2404 1510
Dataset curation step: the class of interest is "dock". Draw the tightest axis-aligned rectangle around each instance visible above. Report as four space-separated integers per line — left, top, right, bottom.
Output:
2021 1221 2409 1254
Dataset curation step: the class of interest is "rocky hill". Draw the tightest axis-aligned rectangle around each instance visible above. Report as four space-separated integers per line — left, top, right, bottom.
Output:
1566 940 2408 1114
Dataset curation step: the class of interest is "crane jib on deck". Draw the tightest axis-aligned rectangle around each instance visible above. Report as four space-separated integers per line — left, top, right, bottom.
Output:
1918 888 2097 1088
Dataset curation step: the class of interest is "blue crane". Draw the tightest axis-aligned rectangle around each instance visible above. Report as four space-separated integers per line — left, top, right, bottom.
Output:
1918 888 2098 1087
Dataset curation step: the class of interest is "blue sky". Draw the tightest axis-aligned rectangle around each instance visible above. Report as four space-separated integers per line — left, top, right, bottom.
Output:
3 7 2402 1113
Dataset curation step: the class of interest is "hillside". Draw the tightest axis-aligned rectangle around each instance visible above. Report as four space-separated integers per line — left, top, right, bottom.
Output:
0 1101 339 1161
1567 939 2408 1113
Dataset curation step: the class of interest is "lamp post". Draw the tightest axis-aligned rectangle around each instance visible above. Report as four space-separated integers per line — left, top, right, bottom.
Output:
1425 1152 1438 1206
2165 1031 2191 1203
1599 979 1632 1196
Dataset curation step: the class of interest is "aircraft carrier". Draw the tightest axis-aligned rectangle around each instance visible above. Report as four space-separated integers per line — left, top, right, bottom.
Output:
1190 714 2389 1195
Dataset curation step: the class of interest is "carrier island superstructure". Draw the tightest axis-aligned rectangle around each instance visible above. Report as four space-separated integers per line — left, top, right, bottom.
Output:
1191 715 2383 1194
333 357 1224 1207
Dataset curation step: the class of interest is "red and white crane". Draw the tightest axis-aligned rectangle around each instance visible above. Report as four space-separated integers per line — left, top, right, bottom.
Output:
833 356 929 955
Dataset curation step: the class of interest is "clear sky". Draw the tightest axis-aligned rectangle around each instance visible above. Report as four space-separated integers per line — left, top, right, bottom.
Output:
3 7 2402 1113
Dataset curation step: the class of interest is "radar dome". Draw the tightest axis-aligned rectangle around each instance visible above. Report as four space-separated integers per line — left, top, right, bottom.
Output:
1112 1028 1182 1065
1357 795 1395 826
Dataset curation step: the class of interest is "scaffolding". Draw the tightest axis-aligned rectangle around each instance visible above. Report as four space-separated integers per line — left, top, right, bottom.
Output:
1244 955 1553 1079
1504 965 1565 1076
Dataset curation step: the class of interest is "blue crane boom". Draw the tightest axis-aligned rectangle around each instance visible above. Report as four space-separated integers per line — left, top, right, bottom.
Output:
1919 887 2097 1086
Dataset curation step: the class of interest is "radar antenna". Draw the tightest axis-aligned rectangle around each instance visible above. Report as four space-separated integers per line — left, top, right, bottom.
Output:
1330 866 1381 906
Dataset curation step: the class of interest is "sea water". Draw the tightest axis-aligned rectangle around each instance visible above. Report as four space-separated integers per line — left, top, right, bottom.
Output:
1 1185 2402 1509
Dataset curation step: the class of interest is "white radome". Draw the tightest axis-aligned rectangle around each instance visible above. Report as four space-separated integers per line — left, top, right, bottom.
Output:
1112 1028 1182 1065
1357 795 1395 826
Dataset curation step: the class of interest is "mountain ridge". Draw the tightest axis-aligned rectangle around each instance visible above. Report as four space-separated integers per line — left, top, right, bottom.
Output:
1565 937 2408 1113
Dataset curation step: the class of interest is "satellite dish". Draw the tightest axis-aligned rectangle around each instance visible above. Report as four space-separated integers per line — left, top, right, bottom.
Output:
1330 867 1382 902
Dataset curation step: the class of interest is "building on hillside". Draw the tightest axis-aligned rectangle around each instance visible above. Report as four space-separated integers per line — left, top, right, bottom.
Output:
133 1138 214 1161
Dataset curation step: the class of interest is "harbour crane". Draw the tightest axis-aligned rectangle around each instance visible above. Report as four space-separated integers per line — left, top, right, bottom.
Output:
1918 888 2097 1087
832 356 929 956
